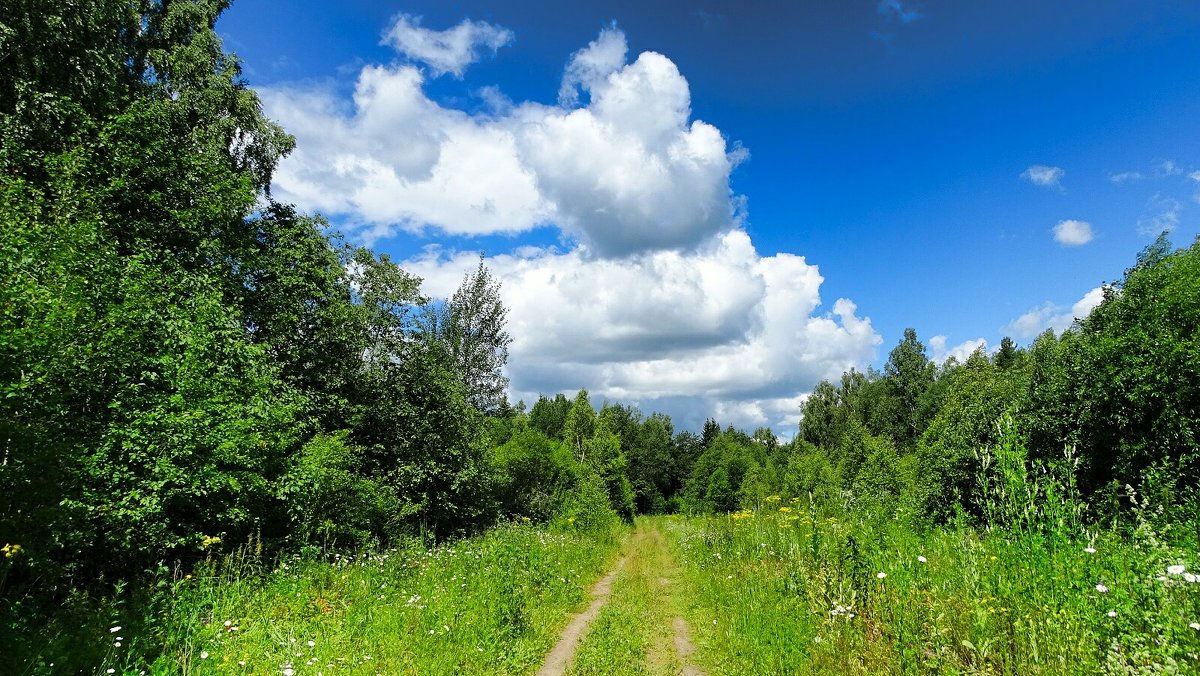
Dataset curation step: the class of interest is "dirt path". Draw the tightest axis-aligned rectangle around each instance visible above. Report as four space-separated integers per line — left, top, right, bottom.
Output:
537 519 705 676
672 616 703 676
536 557 627 676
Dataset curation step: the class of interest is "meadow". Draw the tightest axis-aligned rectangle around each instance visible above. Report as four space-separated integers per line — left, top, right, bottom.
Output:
14 496 1200 674
9 522 622 675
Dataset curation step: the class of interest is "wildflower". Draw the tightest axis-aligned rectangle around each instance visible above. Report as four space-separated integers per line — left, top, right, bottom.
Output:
1085 547 1096 554
224 620 232 629
283 669 295 676
110 626 122 633
1095 583 1109 594
1107 611 1117 618
1187 573 1198 584
917 556 927 563
1191 623 1200 631
307 641 316 647
2 543 23 558
114 642 121 647
107 671 115 675
877 572 887 579
200 652 209 659
1168 565 1186 575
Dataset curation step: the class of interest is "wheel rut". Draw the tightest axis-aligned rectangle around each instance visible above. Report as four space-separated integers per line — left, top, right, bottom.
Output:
537 520 705 676
536 557 627 676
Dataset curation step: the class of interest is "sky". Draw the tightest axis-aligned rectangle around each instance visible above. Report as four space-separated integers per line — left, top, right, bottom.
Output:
217 0 1200 436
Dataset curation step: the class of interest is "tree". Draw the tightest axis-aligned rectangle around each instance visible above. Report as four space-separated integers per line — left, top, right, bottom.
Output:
702 418 721 447
530 393 572 439
994 336 1021 370
425 259 512 413
563 389 597 463
1068 235 1200 496
882 328 936 449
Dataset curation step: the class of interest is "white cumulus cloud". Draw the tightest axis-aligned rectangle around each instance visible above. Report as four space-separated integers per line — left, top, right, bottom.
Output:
928 336 987 365
1006 286 1107 339
404 230 882 433
1022 164 1064 189
262 23 883 435
261 26 745 257
1053 219 1093 246
558 25 629 106
383 14 514 78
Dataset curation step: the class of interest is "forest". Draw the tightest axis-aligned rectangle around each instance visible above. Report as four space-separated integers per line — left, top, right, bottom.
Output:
3 1 1200 673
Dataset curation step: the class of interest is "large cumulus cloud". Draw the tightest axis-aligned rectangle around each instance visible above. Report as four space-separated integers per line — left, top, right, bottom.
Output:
260 23 882 434
404 231 881 433
261 25 743 257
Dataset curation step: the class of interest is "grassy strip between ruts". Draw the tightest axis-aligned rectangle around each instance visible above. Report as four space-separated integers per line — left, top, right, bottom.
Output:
664 507 1200 674
79 522 625 675
568 518 694 676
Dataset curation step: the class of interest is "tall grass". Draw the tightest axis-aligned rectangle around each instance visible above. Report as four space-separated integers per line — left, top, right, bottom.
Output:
6 522 624 674
666 431 1200 673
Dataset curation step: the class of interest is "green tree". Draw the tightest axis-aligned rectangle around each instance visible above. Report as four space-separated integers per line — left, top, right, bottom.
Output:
530 393 571 440
424 259 512 413
1069 235 1200 495
563 389 597 462
882 328 937 449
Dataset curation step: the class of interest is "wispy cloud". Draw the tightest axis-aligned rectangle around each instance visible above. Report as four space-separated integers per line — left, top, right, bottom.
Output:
1022 164 1065 190
877 0 922 23
1157 159 1182 177
1137 194 1181 236
1109 171 1143 184
1052 219 1093 246
383 14 514 78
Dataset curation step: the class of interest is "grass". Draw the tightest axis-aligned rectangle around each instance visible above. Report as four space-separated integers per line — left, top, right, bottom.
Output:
568 520 691 676
665 502 1200 674
12 485 1200 673
7 521 625 674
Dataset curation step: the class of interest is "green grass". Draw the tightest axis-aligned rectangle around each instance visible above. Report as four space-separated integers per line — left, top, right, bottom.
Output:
568 520 690 676
7 522 625 674
665 504 1200 674
13 503 1200 674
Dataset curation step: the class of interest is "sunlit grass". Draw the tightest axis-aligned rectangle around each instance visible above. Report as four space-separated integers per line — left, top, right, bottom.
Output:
666 505 1200 674
10 522 624 674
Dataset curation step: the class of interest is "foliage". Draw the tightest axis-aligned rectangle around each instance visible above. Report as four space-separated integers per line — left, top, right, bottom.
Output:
423 259 513 413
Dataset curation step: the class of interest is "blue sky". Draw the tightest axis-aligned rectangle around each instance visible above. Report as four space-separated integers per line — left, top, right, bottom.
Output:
218 1 1200 435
